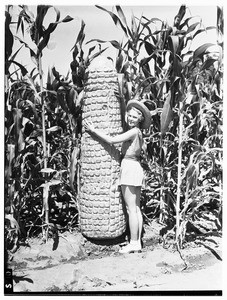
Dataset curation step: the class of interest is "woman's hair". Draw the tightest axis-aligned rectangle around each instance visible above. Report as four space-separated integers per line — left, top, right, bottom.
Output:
128 107 144 123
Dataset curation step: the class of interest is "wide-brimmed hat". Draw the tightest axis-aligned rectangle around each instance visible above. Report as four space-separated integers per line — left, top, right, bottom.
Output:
126 99 152 129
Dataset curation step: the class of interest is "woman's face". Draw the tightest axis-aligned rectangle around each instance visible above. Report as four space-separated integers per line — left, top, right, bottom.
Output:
126 108 142 128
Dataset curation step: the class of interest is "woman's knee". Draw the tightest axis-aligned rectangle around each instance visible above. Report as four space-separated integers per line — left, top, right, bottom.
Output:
122 185 141 213
127 204 137 215
136 205 141 214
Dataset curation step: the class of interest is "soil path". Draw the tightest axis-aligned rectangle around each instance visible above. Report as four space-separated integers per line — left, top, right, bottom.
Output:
8 224 222 294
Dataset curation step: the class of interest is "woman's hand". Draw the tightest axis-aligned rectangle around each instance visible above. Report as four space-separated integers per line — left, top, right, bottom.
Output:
84 119 95 133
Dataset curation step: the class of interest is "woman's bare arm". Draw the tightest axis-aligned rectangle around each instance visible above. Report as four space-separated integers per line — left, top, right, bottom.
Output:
84 120 137 145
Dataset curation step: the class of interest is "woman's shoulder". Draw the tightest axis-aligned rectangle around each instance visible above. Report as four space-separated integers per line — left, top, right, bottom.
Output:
135 127 142 136
129 127 142 139
128 127 139 135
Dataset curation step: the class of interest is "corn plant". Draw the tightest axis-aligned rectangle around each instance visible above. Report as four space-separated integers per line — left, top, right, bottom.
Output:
5 5 77 247
5 6 29 251
17 5 73 232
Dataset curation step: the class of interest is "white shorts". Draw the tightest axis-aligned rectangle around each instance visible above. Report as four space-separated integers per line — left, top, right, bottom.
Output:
119 158 144 187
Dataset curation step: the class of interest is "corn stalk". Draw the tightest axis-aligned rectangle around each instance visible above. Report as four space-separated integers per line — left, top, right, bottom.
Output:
38 54 49 225
175 97 184 249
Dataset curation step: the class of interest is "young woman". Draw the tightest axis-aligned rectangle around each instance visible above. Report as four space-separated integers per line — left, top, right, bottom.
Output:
84 99 151 253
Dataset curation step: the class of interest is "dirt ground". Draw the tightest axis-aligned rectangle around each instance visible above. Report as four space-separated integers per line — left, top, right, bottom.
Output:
6 220 222 295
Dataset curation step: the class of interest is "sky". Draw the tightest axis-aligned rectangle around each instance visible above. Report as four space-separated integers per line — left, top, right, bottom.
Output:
7 1 223 80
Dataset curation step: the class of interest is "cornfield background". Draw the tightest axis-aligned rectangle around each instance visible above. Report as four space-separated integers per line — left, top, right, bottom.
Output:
4 5 223 254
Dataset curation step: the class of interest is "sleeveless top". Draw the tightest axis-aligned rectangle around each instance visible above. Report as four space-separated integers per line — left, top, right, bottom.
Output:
121 128 143 161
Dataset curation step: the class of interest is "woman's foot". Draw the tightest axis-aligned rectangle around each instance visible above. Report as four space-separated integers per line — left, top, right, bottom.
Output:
119 241 142 254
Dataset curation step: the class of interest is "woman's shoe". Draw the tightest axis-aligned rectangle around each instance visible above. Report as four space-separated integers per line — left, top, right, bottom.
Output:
119 242 142 254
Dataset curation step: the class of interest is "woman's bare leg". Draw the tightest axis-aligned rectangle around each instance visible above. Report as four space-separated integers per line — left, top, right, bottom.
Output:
135 186 143 245
121 185 141 242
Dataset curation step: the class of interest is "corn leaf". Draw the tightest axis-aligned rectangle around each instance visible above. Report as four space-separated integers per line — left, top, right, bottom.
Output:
116 5 131 36
89 46 108 62
24 99 39 121
40 168 56 173
116 52 124 72
193 43 214 60
174 5 186 28
41 181 50 223
193 26 216 39
141 16 162 32
8 60 28 76
116 73 124 97
168 35 179 56
49 179 62 186
140 54 156 67
52 66 60 80
34 6 51 44
88 45 96 56
46 126 62 132
161 93 174 136
17 11 24 35
87 39 124 52
13 107 24 152
5 214 20 232
144 41 156 55
200 58 216 71
76 20 86 46
186 22 201 35
66 88 77 113
5 11 14 60
126 81 132 100
61 15 74 23
131 13 138 37
95 5 128 36
57 90 70 114
6 144 15 179
37 8 73 54
14 36 37 63
69 146 80 192
217 6 224 35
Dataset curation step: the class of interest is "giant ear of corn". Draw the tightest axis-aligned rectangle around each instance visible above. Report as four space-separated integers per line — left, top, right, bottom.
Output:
79 56 126 239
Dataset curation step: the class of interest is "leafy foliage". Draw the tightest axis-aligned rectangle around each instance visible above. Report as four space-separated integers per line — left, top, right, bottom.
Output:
93 5 223 248
5 5 78 248
5 5 223 252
